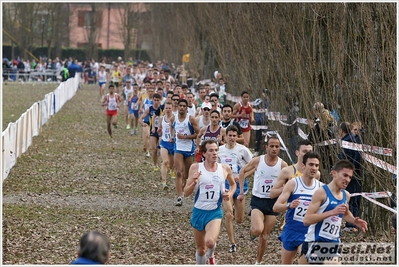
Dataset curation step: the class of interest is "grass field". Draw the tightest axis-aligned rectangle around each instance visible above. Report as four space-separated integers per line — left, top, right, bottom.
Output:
2 83 395 265
2 82 60 130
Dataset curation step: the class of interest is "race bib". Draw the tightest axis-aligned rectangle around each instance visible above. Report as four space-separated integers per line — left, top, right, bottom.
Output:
197 183 221 203
293 200 311 222
109 103 117 110
221 157 238 176
319 216 342 240
257 178 274 198
154 117 160 128
131 102 139 110
239 119 249 128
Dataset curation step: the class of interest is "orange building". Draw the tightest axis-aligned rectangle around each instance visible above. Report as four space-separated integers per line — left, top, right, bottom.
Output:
68 3 149 50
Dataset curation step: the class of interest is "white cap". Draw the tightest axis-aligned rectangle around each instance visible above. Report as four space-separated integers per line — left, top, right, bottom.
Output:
202 101 212 110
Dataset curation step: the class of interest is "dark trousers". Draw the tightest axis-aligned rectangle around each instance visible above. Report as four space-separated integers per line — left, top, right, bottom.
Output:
345 178 362 228
254 114 267 152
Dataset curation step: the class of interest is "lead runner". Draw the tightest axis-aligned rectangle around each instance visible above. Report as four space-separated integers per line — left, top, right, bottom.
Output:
184 139 236 265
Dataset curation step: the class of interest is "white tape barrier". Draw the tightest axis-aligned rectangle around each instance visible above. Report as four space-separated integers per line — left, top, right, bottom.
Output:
350 192 396 214
350 191 392 198
361 194 397 214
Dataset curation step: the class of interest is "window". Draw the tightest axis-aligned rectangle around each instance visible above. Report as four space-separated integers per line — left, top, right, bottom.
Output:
78 11 102 28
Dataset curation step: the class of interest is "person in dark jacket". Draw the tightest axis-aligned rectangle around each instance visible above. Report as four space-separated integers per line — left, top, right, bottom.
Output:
68 59 84 79
338 122 362 232
70 231 110 265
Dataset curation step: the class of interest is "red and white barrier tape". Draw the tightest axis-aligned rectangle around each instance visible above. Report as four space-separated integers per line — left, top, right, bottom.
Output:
341 140 393 157
350 192 396 213
361 194 397 214
361 152 397 175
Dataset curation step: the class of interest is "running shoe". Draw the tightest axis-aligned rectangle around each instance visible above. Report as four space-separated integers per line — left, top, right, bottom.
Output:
175 197 182 206
208 256 216 265
145 152 151 158
229 244 237 253
113 124 117 129
133 129 137 135
170 170 176 179
154 166 160 171
126 125 131 130
130 130 134 136
162 183 168 190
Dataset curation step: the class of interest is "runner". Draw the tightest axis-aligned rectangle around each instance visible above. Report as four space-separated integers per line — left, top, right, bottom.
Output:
97 65 107 98
195 110 226 163
110 64 122 93
140 93 162 169
270 140 320 230
300 159 368 264
122 80 134 130
157 101 175 189
219 104 244 144
184 139 236 265
127 83 141 135
272 152 323 264
233 91 255 147
140 87 155 157
186 92 197 117
101 84 122 138
237 136 288 264
170 99 200 206
218 125 253 253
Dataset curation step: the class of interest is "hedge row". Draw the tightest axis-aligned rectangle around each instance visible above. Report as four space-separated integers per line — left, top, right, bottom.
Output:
3 46 150 63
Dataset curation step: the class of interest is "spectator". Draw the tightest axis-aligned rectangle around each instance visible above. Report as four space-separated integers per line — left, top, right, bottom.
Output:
16 58 26 81
217 78 227 106
307 102 336 182
60 63 69 82
338 122 362 232
285 93 298 161
70 231 110 265
2 58 11 80
68 59 84 79
253 89 269 157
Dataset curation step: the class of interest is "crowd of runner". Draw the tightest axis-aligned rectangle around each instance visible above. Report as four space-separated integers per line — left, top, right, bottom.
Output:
97 58 368 265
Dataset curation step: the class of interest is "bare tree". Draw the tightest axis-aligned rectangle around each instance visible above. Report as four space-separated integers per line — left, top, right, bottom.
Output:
144 3 396 233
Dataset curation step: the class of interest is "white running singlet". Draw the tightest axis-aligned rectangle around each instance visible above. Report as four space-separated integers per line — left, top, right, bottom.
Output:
194 163 225 210
252 155 282 198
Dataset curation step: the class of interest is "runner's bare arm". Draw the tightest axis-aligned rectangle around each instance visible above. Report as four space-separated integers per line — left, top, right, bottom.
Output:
269 166 291 199
273 179 297 212
223 164 236 201
184 163 200 197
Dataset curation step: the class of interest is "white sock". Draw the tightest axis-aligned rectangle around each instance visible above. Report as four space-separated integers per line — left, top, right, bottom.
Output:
206 242 216 258
196 251 206 264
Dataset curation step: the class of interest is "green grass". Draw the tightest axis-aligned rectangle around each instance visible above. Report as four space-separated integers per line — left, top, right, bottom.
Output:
2 82 59 130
